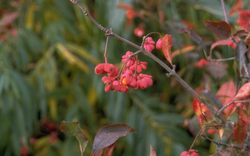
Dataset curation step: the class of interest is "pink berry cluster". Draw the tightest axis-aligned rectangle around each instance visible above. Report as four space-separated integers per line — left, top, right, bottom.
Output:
94 51 153 93
180 149 199 156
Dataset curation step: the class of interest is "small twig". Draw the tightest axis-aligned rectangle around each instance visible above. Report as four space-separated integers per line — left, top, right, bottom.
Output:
218 99 250 115
134 55 138 75
208 57 235 62
204 50 235 62
116 50 142 79
189 123 224 150
166 65 176 77
144 32 162 39
202 135 248 151
189 127 206 150
104 36 109 63
220 0 237 46
218 100 235 115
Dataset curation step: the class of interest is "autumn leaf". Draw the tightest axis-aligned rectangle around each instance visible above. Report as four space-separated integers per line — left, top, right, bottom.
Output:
149 144 157 156
216 81 236 105
193 98 214 123
218 128 224 140
0 12 19 27
228 0 243 16
204 21 231 39
91 150 103 156
234 82 250 100
104 144 115 156
161 34 173 65
233 114 247 145
92 123 136 155
210 39 234 56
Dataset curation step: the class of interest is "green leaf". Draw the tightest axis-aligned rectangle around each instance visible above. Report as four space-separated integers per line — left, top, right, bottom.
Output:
60 121 88 155
56 43 90 73
152 113 185 125
65 43 99 65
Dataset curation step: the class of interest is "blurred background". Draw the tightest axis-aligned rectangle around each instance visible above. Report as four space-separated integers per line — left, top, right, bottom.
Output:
0 0 249 155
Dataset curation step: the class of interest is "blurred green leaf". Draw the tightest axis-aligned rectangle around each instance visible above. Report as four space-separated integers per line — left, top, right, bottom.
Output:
152 113 185 125
60 121 89 155
56 43 90 73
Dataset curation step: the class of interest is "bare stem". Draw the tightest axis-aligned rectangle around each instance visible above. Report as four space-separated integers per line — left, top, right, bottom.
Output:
71 0 232 130
117 50 142 79
104 36 109 63
189 127 205 150
218 100 235 115
208 57 235 62
202 135 250 151
220 0 228 23
218 99 250 115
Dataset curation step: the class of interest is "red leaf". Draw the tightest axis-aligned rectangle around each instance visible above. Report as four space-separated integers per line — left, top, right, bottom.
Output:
228 0 243 16
161 34 173 65
233 114 247 145
104 144 115 156
193 98 203 119
92 123 136 155
91 149 103 156
204 21 232 39
235 30 249 37
234 82 250 100
149 144 156 156
193 98 214 123
237 10 250 30
0 12 19 27
193 98 208 120
198 117 206 128
216 81 236 105
210 39 234 55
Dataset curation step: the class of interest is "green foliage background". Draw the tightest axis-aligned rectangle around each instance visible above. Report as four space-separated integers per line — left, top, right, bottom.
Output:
0 0 249 155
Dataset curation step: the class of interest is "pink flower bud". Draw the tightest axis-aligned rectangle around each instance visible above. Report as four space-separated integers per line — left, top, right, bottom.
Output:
156 39 162 49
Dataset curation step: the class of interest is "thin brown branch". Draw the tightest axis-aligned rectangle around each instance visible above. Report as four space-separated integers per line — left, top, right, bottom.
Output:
218 99 250 115
70 0 232 130
202 135 249 151
104 35 109 63
208 57 235 62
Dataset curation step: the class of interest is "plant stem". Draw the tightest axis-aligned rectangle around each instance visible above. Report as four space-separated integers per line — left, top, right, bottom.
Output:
71 0 231 129
220 0 228 23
